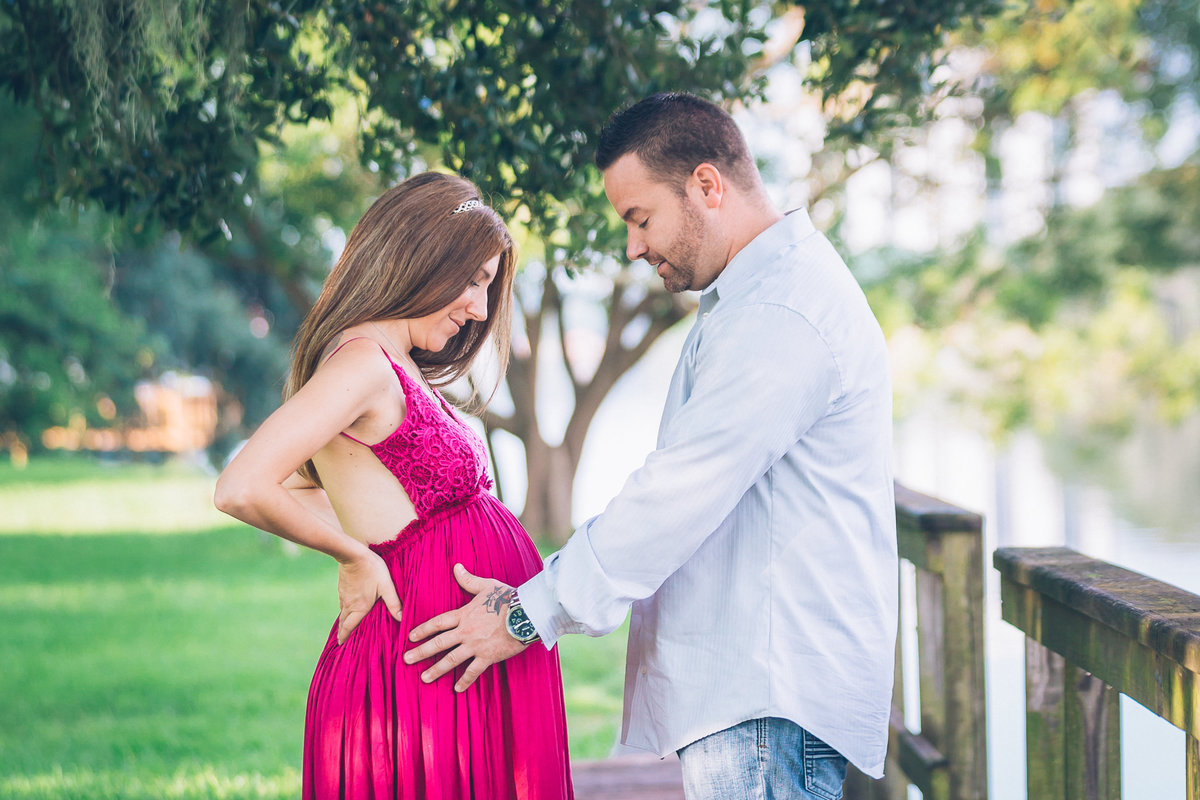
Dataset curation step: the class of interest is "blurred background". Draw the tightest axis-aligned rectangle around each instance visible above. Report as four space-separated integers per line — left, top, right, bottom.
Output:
2 1 1199 797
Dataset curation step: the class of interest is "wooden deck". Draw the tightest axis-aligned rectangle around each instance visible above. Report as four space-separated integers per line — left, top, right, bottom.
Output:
572 754 685 800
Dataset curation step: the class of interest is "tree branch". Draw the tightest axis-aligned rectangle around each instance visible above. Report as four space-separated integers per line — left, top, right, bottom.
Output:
807 149 884 209
600 279 633 364
546 269 576 391
563 287 691 459
749 6 806 77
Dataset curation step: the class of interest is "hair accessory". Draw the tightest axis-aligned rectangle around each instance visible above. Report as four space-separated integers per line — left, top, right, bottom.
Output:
452 199 484 214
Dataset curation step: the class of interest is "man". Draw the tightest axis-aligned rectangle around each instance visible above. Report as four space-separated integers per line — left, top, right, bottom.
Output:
405 92 898 799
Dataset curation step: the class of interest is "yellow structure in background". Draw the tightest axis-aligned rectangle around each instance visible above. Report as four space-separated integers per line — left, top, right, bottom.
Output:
42 372 219 455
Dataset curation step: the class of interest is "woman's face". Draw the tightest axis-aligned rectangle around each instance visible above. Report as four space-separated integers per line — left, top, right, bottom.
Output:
409 254 501 352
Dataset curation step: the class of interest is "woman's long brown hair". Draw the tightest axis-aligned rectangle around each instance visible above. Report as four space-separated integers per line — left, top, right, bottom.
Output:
284 171 515 484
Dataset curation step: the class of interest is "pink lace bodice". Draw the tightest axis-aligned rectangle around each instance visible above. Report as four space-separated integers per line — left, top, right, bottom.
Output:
345 347 493 517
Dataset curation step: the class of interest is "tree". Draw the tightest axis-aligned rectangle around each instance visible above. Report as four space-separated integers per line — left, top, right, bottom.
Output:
940 0 1200 233
0 99 153 454
1 0 1011 539
1 0 1008 244
861 160 1200 446
0 222 153 449
473 255 692 540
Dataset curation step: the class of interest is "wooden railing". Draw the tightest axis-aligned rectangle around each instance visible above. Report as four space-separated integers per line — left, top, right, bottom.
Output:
847 484 989 800
995 546 1200 800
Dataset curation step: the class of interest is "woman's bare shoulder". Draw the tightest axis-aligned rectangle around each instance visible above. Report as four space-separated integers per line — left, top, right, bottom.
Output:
300 333 398 406
318 327 381 363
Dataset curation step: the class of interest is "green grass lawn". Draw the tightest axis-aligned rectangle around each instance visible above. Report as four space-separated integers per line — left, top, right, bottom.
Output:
0 455 627 799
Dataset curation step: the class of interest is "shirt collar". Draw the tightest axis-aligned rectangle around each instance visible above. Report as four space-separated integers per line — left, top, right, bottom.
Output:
698 208 816 313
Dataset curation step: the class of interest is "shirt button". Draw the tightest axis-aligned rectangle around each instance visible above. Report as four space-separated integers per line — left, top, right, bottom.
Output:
640 666 648 676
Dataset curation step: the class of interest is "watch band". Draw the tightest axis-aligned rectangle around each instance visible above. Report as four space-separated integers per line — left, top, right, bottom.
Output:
504 591 541 645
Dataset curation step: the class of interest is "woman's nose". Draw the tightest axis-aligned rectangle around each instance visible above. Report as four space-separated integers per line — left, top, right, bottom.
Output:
465 291 488 322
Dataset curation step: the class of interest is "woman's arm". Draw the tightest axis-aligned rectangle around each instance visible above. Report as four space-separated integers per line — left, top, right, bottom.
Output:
214 338 402 641
282 471 344 537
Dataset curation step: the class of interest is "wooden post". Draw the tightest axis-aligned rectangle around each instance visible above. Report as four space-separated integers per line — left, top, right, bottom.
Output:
1025 640 1120 800
941 528 989 800
1026 640 1067 800
891 485 988 800
916 566 947 781
1188 734 1200 800
1064 666 1120 800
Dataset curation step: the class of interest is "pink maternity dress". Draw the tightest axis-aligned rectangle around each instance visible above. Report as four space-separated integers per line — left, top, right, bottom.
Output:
302 342 573 799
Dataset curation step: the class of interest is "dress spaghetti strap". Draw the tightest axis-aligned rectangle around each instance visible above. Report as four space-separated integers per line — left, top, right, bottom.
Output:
321 333 448 447
340 430 370 446
321 335 390 446
322 335 373 364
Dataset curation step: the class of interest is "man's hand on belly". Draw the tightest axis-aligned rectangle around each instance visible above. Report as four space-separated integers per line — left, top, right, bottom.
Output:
403 564 527 692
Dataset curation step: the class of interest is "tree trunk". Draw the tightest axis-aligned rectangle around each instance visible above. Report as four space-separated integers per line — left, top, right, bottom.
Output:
519 435 581 545
482 265 691 546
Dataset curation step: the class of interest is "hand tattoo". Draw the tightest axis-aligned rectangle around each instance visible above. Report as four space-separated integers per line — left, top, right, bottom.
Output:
482 586 514 615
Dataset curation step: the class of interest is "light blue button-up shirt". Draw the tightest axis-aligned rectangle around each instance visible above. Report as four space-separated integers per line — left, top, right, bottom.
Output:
518 209 898 778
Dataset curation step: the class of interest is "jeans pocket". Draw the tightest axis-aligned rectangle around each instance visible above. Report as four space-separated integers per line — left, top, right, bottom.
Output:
802 729 848 800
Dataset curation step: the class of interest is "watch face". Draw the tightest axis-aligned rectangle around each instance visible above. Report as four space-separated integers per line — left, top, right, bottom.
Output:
507 604 538 643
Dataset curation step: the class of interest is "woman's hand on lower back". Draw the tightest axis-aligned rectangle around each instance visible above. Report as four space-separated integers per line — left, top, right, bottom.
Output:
336 550 403 645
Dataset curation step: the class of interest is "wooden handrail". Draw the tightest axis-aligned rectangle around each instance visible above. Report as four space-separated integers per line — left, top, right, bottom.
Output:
995 546 1200 799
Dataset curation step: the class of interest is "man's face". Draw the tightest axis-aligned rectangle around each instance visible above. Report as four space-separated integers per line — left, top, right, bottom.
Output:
603 153 717 293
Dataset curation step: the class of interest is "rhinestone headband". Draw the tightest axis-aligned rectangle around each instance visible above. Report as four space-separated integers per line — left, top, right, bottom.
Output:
452 199 484 214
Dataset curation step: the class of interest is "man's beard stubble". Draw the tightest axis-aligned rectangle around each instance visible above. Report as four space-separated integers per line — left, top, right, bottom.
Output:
658 200 706 294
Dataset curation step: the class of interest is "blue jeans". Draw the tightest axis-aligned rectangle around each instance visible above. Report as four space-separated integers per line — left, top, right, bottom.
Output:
677 717 848 800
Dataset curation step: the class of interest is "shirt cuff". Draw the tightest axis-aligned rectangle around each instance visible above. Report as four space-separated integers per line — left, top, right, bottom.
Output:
518 552 585 649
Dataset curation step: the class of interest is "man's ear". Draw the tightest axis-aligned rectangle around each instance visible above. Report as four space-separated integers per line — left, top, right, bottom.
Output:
690 163 724 209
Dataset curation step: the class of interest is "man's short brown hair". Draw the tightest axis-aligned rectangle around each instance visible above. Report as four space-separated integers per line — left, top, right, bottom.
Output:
595 92 758 194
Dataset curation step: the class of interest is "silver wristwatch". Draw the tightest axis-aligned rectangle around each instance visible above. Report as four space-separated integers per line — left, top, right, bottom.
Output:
504 591 541 645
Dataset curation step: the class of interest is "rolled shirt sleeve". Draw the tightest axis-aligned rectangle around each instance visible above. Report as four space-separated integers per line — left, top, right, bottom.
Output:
519 302 841 646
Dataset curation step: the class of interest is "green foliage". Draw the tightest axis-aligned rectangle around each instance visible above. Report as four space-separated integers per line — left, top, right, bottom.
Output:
0 97 150 449
0 0 1012 253
873 162 1200 327
956 0 1147 117
0 95 299 454
866 161 1200 437
110 242 293 450
993 162 1200 326
0 0 325 237
801 0 1007 148
955 0 1200 135
0 220 154 446
0 0 758 245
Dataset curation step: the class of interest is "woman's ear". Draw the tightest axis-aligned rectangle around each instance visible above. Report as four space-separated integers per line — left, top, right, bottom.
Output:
689 162 725 209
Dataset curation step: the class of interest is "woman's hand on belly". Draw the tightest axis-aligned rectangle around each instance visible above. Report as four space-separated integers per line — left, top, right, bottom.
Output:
336 549 404 644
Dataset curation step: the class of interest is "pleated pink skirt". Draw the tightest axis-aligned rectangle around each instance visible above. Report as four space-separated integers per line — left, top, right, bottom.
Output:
302 493 574 799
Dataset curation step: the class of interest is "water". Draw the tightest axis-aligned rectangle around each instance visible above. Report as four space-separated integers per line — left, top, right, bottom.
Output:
897 408 1200 800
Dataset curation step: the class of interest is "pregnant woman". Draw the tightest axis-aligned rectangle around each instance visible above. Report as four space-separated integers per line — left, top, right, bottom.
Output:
215 172 573 799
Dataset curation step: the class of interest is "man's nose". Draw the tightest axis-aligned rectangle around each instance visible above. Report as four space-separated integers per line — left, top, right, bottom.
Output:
626 231 648 263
